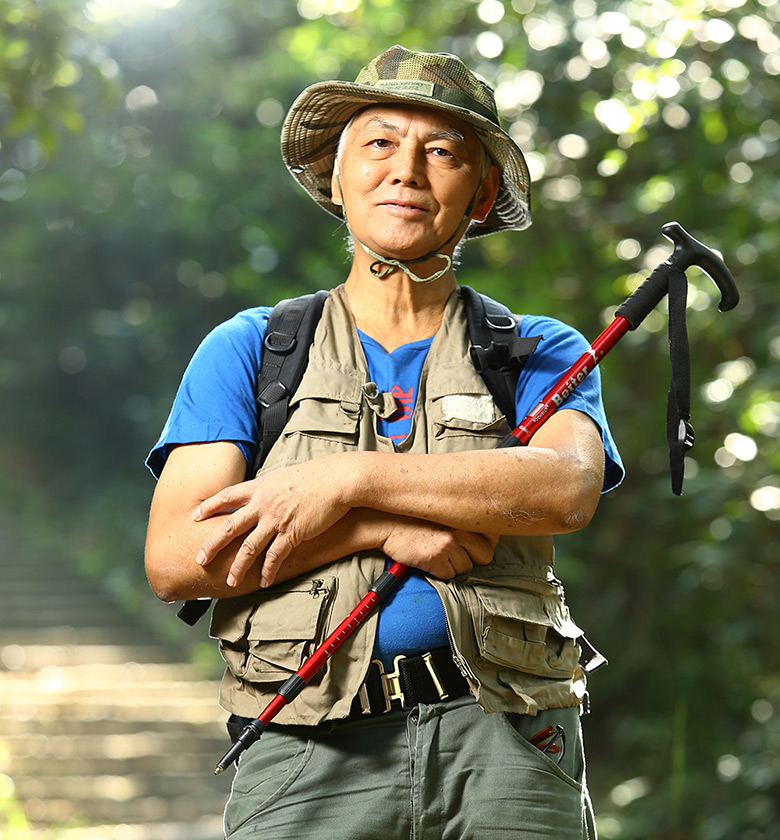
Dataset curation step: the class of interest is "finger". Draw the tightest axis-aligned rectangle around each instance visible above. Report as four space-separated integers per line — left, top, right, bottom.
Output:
472 534 497 565
455 530 496 566
259 534 294 588
447 545 474 577
226 531 270 587
433 555 470 580
426 535 471 579
196 508 257 566
193 481 250 522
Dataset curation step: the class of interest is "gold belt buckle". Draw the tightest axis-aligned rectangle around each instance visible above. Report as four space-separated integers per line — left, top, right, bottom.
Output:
357 652 450 715
356 658 398 715
421 651 449 700
380 655 409 710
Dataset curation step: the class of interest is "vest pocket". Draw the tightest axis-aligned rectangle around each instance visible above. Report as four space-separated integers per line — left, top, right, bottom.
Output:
212 575 338 685
471 583 582 680
283 398 360 447
430 393 509 442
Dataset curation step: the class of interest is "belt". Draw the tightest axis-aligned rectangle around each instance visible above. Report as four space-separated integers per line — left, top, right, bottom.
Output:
349 647 470 717
227 647 471 741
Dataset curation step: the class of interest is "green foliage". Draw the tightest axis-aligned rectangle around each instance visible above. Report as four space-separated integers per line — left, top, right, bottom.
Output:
0 771 31 838
1 1 778 837
0 0 122 153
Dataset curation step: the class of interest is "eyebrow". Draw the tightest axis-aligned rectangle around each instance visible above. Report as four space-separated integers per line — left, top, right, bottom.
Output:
360 116 469 147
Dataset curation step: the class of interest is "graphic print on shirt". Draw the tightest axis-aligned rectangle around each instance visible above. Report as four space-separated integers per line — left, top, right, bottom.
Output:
388 385 414 440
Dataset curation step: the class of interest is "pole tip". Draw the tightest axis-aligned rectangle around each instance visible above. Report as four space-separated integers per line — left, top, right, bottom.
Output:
214 765 225 776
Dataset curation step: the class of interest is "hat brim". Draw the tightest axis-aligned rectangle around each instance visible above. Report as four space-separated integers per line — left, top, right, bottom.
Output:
281 80 532 238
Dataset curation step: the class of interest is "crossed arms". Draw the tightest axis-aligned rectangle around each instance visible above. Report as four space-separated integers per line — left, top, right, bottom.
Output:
144 408 604 603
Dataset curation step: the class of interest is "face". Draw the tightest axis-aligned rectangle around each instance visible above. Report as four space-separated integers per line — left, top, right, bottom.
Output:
331 104 499 263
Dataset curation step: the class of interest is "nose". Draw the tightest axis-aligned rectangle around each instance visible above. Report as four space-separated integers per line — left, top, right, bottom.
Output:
388 142 426 186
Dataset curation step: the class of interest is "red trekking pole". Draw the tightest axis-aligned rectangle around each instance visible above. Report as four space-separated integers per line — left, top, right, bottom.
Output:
214 221 738 774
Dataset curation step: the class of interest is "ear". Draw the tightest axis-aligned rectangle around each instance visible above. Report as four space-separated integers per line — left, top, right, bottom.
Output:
471 164 500 223
331 163 343 207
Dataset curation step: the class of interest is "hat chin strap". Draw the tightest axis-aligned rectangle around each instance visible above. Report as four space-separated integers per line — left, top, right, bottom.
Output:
354 234 453 284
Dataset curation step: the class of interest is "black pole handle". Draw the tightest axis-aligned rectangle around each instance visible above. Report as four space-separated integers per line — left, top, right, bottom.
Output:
616 221 739 329
661 221 739 312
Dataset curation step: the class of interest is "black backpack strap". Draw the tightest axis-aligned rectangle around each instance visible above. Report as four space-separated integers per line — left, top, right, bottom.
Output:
252 290 329 475
177 290 329 626
460 285 542 429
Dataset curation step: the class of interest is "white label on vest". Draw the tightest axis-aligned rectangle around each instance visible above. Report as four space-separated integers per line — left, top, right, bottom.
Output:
440 394 495 424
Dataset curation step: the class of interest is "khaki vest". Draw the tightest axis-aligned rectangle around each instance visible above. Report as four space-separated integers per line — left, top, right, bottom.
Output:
210 286 586 724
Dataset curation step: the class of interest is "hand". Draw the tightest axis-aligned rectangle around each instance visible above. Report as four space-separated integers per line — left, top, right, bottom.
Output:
379 516 498 580
193 455 352 588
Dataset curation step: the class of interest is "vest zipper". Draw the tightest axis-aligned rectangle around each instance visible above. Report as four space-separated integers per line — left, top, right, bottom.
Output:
435 583 478 683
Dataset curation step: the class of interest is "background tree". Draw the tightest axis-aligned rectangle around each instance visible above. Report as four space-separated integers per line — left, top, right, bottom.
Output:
1 1 778 837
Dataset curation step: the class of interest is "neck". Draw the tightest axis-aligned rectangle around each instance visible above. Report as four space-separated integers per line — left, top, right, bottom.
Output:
344 256 455 351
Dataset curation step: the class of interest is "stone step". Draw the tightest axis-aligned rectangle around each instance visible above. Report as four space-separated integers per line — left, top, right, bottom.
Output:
2 693 220 715
0 603 166 632
3 726 228 756
0 580 140 599
2 704 220 733
49 818 226 840
0 625 171 649
0 509 233 834
15 770 230 807
0 574 121 591
1 676 220 706
9 757 228 782
1 714 228 739
0 573 136 604
30 667 214 697
1 641 207 669
4 736 234 827
1 671 219 696
0 605 154 631
2 674 234 829
19 790 231 828
4 745 230 779
0 557 99 575
1 656 219 685
0 644 234 830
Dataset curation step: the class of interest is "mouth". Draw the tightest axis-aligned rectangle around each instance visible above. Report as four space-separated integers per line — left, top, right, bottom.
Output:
379 200 429 215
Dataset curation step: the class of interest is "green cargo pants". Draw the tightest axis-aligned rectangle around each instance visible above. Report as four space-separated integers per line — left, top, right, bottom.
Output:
224 695 596 839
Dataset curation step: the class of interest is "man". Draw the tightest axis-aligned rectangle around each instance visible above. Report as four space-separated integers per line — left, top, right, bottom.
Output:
145 45 623 839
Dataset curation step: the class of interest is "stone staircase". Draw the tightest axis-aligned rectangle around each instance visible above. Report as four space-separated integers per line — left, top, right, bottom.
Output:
0 514 234 839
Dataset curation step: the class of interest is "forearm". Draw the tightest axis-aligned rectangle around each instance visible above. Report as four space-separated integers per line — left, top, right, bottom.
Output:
341 411 605 536
345 449 566 534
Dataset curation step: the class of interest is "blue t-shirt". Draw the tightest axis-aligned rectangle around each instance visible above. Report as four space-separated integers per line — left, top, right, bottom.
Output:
147 303 624 666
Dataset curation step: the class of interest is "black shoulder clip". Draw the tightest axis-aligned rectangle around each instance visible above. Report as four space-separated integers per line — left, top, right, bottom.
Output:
460 285 542 429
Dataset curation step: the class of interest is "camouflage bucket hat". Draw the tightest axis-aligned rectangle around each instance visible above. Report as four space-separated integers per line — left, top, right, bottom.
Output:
281 45 532 237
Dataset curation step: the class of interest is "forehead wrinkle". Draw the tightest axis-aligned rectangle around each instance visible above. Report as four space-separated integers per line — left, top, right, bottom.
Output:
358 115 403 134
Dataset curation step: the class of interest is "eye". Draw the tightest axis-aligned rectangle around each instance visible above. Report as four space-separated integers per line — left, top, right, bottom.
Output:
429 146 464 165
